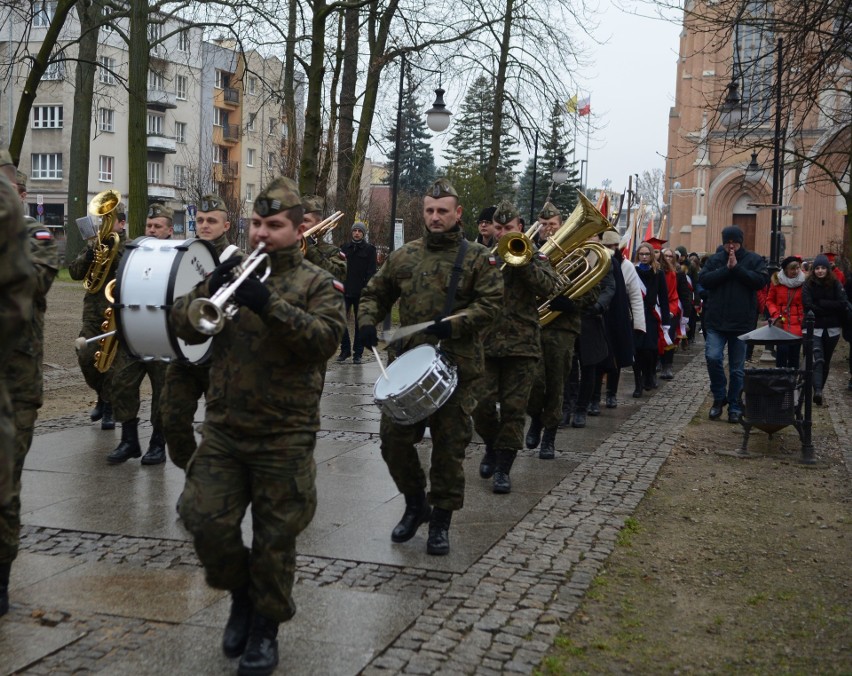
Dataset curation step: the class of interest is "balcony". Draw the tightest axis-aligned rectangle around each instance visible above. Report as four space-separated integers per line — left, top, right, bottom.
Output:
214 123 240 145
147 88 177 109
146 133 177 154
213 161 239 183
223 87 240 106
148 182 177 200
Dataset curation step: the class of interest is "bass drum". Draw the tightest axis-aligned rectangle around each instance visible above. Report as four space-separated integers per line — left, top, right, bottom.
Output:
115 237 218 363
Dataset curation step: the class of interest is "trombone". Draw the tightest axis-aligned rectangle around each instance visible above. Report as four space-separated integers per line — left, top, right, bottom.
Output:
300 210 344 254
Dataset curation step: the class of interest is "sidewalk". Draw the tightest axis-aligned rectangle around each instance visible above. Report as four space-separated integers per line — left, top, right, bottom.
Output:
0 345 768 674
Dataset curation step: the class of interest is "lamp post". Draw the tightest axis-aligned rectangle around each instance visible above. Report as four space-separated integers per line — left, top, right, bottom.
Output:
664 182 705 241
546 156 569 203
528 129 539 225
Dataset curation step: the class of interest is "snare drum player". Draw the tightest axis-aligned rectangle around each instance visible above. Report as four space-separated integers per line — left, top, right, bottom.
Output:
358 178 502 555
471 201 558 494
160 194 235 473
171 177 345 675
106 203 173 465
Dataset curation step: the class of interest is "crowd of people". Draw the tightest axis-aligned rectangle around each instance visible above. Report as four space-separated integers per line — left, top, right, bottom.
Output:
2 165 849 676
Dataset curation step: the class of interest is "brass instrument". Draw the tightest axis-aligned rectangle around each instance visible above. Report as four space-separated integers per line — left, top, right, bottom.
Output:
300 210 344 255
73 279 120 372
83 189 122 294
537 191 615 326
492 222 544 268
186 243 272 335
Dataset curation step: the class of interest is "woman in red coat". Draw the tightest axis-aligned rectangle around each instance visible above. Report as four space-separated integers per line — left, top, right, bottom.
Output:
659 248 684 379
765 256 805 368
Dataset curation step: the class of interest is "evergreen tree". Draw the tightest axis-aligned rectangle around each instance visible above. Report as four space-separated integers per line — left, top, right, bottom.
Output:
384 65 436 195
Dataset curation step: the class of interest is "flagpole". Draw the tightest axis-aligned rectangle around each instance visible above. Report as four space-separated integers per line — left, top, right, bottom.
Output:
584 111 590 196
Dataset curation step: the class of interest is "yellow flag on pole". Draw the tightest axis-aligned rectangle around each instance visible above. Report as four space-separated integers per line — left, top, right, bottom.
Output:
565 95 578 114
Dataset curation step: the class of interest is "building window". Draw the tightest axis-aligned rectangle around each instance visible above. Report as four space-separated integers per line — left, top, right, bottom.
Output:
147 113 164 135
246 148 255 167
175 121 186 144
98 156 114 182
98 56 116 85
33 1 56 27
98 108 114 132
148 22 163 54
147 161 163 184
268 118 277 135
213 108 228 127
213 145 229 165
174 165 187 188
175 74 187 100
31 153 62 180
246 184 254 202
148 69 165 91
32 105 63 129
41 60 64 81
247 113 256 132
215 70 229 89
267 152 275 169
248 76 257 95
177 30 190 52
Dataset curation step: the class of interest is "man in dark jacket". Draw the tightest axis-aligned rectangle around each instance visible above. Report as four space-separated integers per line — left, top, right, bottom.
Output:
337 222 377 364
698 225 769 423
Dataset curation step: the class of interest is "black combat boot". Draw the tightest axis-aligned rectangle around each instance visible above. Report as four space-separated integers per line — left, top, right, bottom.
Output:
479 442 496 479
426 507 452 556
539 427 557 460
492 450 516 494
223 585 253 658
237 612 279 676
101 401 115 430
661 364 674 380
107 418 142 464
632 366 643 398
391 491 431 543
0 561 10 616
587 400 601 416
90 397 105 422
571 411 586 428
525 416 543 449
141 427 167 465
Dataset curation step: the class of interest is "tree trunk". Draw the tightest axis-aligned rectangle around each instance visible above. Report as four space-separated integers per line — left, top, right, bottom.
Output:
334 5 359 235
127 0 149 237
65 0 102 265
483 0 514 204
317 12 343 204
299 0 329 194
282 0 299 179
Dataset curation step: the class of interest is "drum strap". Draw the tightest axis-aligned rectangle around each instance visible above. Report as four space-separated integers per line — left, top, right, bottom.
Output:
443 239 469 317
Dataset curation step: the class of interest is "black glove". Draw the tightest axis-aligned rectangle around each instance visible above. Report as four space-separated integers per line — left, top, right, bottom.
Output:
233 276 271 314
85 247 95 262
208 256 242 295
360 324 378 349
548 296 575 314
424 316 453 340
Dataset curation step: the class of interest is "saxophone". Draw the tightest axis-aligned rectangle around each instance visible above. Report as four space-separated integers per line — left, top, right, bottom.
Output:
83 189 122 294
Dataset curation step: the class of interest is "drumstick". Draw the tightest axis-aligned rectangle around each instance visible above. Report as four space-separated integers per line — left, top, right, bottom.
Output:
371 346 389 380
385 312 468 344
74 331 116 350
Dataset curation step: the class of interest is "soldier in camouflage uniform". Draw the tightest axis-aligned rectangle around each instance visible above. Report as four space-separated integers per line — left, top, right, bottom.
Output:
1 167 59 616
68 202 127 430
106 204 173 465
471 201 559 494
171 177 345 675
0 151 36 616
358 178 503 556
160 195 236 473
301 195 346 281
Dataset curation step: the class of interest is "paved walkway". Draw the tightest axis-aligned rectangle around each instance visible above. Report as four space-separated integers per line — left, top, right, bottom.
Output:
2 343 829 675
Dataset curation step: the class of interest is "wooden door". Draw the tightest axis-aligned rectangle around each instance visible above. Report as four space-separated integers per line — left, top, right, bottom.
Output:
732 213 757 252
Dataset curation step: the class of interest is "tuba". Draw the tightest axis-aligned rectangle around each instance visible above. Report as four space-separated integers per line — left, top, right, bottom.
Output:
83 189 122 294
537 191 615 326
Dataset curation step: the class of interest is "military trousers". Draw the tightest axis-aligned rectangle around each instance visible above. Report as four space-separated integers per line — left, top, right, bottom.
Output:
77 317 113 400
0 406 37 563
111 350 166 427
0 385 15 509
180 423 317 623
160 362 208 470
380 382 475 511
527 329 577 429
472 356 538 451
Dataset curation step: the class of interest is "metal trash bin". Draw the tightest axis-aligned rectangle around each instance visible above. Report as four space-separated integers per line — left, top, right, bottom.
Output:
743 368 799 434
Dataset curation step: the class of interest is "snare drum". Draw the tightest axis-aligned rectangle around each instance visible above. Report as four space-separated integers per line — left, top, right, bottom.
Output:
373 345 458 424
115 237 217 363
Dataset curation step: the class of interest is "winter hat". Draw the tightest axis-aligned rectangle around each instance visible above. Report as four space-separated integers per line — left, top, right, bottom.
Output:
780 256 801 272
721 225 744 244
812 253 830 269
351 222 367 234
601 230 620 246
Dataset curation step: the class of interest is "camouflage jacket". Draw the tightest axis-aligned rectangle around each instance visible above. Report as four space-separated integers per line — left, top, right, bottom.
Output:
171 244 346 435
209 233 233 258
359 227 503 381
482 252 559 358
6 220 60 406
68 231 126 323
0 178 34 358
304 239 346 282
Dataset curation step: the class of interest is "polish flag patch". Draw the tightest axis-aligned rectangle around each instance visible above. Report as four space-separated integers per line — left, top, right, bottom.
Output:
338 252 347 260
487 255 497 266
34 230 53 240
332 280 345 293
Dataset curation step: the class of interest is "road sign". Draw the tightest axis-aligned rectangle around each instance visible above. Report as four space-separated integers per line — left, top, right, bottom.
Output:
187 204 197 217
36 194 43 205
36 204 44 216
188 220 196 232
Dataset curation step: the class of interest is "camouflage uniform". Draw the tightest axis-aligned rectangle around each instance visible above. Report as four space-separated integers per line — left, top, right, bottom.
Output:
0 219 59 563
358 227 503 510
160 232 232 470
171 178 345 622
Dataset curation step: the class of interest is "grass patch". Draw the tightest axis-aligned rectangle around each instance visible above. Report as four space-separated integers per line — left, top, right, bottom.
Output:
616 517 641 547
56 267 73 282
746 592 768 606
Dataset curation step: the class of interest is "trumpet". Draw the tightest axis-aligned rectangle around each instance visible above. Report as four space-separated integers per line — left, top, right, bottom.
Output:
300 211 344 254
187 244 272 336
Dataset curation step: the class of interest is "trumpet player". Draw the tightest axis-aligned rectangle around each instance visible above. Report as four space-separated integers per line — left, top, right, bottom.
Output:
170 178 345 675
160 194 235 474
106 204 173 465
472 201 559 494
301 195 346 281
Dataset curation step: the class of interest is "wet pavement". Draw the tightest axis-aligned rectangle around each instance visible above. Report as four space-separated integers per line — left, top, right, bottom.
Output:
5 345 721 674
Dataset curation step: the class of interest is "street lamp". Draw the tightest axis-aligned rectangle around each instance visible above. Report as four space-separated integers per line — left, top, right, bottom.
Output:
546 156 569 202
665 182 705 240
719 79 747 129
424 83 452 132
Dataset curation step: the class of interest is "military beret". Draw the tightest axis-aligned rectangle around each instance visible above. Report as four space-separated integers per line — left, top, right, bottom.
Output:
15 170 27 190
147 203 174 220
0 149 13 167
199 193 228 213
301 195 323 214
425 178 458 199
254 176 301 216
538 202 561 220
492 200 519 225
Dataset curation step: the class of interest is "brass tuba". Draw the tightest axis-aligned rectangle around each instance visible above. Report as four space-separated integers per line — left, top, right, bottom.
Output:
83 189 122 294
537 191 615 326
